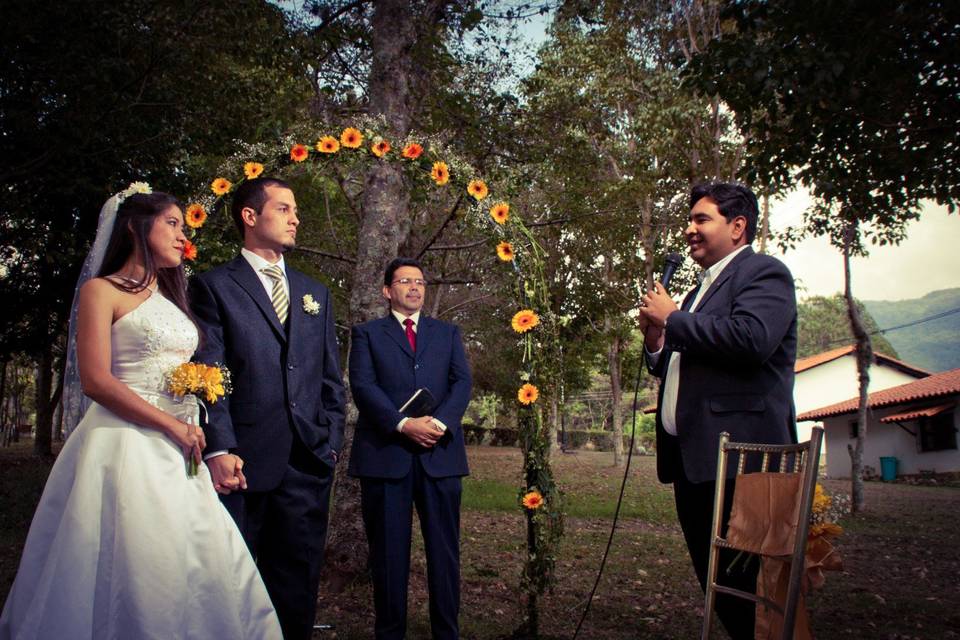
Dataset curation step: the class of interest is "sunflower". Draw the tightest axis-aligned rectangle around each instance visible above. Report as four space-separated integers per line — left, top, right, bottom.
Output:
185 204 207 229
402 142 423 159
467 179 489 201
316 136 339 154
244 162 264 179
511 309 539 333
496 241 514 261
489 202 510 224
290 144 309 162
340 127 363 148
182 239 198 261
211 178 232 196
371 139 391 157
518 383 539 405
431 161 450 185
522 490 544 510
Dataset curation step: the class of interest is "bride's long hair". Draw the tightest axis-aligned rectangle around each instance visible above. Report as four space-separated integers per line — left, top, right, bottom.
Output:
96 191 197 326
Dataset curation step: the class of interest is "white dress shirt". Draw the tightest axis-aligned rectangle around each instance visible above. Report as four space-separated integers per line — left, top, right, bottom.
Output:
649 245 750 435
390 310 447 434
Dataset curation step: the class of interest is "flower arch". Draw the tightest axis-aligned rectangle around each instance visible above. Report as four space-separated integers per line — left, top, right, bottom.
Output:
187 118 563 626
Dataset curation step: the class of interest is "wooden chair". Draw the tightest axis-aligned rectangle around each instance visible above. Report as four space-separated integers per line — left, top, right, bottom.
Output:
701 426 825 640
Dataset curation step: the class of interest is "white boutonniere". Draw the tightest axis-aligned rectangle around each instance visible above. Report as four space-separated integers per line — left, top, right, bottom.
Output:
302 294 321 315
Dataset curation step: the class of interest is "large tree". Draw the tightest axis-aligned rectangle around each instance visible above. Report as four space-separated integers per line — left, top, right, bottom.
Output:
685 0 960 509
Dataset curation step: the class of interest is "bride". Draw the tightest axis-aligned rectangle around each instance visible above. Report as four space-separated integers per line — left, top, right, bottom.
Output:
0 185 282 639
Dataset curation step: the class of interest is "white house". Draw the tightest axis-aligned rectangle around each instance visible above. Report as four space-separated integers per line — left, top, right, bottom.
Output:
793 345 929 443
798 368 960 478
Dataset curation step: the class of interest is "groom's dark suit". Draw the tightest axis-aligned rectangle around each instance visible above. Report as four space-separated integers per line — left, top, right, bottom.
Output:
190 255 345 640
349 313 471 640
649 246 797 640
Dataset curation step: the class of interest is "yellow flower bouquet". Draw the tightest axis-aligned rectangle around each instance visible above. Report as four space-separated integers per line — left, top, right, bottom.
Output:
166 362 233 475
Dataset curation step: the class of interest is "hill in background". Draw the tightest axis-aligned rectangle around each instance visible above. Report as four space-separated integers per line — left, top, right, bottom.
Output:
864 288 960 373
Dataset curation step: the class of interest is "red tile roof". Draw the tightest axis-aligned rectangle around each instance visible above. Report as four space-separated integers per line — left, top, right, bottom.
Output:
798 368 960 421
880 402 956 423
795 344 931 377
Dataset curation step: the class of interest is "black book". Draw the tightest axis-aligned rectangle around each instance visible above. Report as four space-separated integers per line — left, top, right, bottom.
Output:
399 388 437 418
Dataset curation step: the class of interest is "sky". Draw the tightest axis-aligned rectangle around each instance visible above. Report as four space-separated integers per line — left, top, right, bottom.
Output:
767 193 960 302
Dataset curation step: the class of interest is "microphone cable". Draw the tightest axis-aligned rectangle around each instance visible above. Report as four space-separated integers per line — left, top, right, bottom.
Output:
571 363 644 639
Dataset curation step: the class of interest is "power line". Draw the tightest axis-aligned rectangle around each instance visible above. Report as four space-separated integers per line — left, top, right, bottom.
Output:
825 305 960 346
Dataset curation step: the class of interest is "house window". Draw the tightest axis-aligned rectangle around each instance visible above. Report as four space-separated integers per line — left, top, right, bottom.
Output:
918 412 957 452
849 420 859 439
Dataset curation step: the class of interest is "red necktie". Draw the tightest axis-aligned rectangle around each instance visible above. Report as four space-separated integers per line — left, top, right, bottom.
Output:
404 318 416 351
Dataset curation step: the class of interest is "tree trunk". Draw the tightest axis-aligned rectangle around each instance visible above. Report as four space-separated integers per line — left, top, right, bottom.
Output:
34 346 54 458
326 0 422 591
758 191 770 254
608 330 624 467
842 223 872 512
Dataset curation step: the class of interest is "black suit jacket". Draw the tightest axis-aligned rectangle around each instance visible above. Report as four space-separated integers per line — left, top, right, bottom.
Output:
189 256 346 491
650 246 798 484
348 314 472 480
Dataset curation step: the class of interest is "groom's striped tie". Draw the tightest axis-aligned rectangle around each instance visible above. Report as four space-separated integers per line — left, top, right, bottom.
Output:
262 265 289 325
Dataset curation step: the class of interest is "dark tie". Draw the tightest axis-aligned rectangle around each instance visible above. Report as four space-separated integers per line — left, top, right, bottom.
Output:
404 318 416 351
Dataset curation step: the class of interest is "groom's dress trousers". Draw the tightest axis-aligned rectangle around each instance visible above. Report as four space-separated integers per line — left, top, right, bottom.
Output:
190 250 346 640
647 246 798 640
348 313 472 640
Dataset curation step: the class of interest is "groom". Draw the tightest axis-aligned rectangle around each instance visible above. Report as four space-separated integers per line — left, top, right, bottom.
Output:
190 177 346 640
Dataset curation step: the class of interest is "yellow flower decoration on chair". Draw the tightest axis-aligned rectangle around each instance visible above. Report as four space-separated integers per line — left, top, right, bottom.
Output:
316 136 340 154
340 127 363 148
467 179 489 201
431 161 450 185
243 162 265 179
211 178 232 196
496 241 514 261
522 490 544 510
489 202 510 224
185 204 207 229
518 383 539 405
511 309 539 333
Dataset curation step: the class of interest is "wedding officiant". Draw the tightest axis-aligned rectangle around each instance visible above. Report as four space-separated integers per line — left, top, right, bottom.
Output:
638 182 799 640
348 257 472 640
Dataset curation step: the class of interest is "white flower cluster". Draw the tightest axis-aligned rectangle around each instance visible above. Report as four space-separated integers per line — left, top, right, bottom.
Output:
302 294 321 315
117 181 152 202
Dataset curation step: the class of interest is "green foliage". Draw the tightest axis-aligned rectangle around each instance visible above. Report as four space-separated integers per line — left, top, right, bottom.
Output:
798 294 898 359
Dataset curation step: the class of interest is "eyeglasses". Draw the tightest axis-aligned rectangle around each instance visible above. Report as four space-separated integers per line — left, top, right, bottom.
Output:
392 278 428 286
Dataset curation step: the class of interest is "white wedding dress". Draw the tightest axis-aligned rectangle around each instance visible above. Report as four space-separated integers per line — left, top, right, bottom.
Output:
0 288 282 639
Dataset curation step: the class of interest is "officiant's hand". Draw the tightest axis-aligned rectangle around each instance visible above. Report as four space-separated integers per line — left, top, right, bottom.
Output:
206 454 247 494
402 416 442 448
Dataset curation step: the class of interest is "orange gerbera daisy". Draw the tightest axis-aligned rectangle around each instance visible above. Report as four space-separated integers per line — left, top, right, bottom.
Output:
402 143 423 159
182 239 198 261
244 162 264 179
467 179 489 201
431 161 450 185
511 309 539 333
290 144 309 162
340 127 363 148
211 178 232 196
522 490 544 510
496 241 514 261
371 139 391 157
489 202 509 224
518 383 539 405
316 136 339 154
185 204 207 229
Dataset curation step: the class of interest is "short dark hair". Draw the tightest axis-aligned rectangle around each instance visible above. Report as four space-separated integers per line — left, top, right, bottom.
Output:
689 182 759 243
384 257 424 286
230 177 292 238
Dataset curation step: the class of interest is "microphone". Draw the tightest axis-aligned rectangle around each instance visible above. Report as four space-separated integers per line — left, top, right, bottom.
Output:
659 252 683 289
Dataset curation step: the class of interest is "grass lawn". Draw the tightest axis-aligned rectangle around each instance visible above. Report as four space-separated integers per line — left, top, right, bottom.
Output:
3 442 959 638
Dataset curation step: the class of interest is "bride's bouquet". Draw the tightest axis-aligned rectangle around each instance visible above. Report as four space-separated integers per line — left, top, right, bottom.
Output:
166 362 233 475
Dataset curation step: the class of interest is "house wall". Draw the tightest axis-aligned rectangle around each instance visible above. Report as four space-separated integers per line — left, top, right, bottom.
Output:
794 357 923 442
822 401 960 478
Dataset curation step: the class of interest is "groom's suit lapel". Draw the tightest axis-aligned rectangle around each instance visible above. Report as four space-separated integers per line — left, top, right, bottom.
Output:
414 316 435 362
693 246 754 313
227 256 287 343
382 315 415 360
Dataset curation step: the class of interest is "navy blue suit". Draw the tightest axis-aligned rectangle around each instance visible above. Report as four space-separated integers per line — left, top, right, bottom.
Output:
190 255 346 640
649 246 797 640
348 314 471 640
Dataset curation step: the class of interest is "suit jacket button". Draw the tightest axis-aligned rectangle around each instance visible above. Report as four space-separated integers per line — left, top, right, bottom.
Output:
414 364 419 370
288 364 294 370
290 401 297 408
